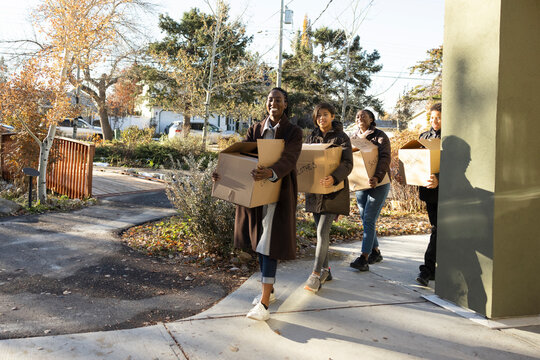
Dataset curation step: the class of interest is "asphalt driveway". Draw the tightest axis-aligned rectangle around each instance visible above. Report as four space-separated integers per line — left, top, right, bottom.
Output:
0 190 243 339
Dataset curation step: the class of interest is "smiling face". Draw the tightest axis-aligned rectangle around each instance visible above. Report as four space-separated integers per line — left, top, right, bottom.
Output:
430 110 442 131
316 108 334 133
356 110 373 132
266 90 287 122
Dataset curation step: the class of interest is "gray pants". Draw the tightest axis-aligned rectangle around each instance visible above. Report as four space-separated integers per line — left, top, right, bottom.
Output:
312 213 335 273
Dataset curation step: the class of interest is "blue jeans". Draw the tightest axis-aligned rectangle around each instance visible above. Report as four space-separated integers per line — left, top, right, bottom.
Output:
356 183 390 254
258 253 277 284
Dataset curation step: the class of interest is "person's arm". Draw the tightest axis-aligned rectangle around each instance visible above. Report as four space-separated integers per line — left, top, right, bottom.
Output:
268 126 303 180
329 134 353 185
244 123 257 142
373 131 391 182
426 174 439 188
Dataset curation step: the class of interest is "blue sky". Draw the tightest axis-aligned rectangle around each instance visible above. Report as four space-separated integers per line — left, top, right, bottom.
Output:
0 0 444 113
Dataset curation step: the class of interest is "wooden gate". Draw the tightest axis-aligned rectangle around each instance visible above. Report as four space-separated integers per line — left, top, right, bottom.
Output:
47 137 95 198
0 134 95 199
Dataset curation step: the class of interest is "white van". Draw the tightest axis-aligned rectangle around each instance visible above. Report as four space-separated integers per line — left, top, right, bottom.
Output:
168 121 239 143
57 118 103 140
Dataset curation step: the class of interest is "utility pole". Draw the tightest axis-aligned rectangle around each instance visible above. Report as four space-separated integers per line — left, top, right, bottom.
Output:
276 0 285 87
341 38 352 123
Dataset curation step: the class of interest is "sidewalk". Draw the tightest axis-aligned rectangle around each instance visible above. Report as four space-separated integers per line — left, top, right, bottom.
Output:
1 234 539 360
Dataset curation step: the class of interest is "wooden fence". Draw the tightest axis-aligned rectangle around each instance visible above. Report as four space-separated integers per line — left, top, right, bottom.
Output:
0 134 95 199
0 132 17 181
47 137 95 199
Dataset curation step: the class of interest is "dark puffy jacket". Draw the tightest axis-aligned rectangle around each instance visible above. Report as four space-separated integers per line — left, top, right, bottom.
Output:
305 121 353 215
418 127 441 203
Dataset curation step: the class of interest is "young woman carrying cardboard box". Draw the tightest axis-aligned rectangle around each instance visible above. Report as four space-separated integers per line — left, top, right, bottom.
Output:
303 102 353 292
214 88 302 321
349 109 392 272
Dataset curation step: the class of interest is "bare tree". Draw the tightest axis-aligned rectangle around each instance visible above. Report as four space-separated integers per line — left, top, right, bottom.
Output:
32 0 155 140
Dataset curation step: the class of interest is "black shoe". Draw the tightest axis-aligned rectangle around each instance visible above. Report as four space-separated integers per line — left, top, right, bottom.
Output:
350 256 369 271
320 268 332 283
368 249 383 264
416 270 431 286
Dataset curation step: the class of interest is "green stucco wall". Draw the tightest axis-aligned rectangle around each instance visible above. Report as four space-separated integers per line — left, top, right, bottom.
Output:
492 0 540 317
438 0 540 318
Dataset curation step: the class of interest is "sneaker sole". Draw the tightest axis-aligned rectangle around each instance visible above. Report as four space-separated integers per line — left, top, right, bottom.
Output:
246 313 270 321
416 277 429 286
350 263 369 271
304 284 321 293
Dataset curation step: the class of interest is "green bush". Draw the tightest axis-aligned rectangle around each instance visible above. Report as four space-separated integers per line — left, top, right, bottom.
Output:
165 154 235 256
94 136 217 169
121 126 155 148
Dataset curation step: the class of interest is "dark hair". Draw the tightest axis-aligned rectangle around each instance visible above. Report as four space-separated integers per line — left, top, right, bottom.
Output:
430 103 442 113
312 102 335 126
357 109 376 127
269 87 290 116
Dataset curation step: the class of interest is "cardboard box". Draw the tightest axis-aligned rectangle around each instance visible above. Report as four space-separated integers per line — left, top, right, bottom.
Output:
212 139 285 208
398 138 441 186
297 144 344 194
349 138 390 191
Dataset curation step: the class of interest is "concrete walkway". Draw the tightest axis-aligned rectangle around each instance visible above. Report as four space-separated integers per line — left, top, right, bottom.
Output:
92 167 167 197
1 234 539 360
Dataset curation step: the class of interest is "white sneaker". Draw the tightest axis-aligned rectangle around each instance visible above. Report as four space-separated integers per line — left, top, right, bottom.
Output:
246 302 270 321
251 292 276 305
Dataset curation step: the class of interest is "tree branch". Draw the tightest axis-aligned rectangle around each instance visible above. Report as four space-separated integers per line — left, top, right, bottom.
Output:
14 112 42 147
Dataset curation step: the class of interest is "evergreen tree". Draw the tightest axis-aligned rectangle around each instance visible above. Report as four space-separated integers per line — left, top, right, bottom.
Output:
282 25 383 125
141 5 264 135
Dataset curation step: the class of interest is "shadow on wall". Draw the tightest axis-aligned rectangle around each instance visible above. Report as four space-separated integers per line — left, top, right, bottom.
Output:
436 135 493 316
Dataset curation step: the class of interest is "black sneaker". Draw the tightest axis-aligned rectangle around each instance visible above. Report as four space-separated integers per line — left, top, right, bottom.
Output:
416 270 431 286
320 268 332 283
350 256 369 271
368 249 383 264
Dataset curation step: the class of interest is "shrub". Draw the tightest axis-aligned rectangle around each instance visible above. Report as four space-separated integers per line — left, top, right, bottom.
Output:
163 134 206 157
217 134 242 150
165 154 235 256
94 135 217 169
121 126 155 148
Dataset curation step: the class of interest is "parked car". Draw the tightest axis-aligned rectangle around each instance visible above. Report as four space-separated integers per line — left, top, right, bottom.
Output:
168 121 239 144
57 118 103 140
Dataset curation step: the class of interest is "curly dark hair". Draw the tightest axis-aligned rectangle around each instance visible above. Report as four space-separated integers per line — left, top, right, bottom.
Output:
312 102 335 126
430 102 442 113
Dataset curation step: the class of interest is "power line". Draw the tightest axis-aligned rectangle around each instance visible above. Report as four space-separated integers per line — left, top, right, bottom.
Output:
309 0 334 29
372 75 435 81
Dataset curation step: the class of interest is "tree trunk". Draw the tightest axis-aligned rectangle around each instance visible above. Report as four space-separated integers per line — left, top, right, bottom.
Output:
98 101 114 140
37 124 57 203
183 115 191 137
